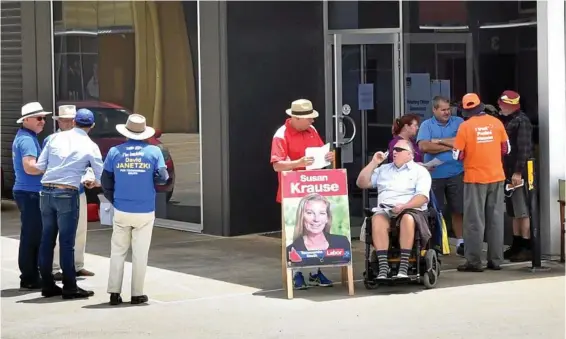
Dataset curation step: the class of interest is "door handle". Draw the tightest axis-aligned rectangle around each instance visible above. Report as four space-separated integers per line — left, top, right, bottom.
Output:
339 115 357 146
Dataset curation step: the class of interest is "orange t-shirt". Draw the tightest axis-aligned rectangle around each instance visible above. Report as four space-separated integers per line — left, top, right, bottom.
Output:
453 114 510 184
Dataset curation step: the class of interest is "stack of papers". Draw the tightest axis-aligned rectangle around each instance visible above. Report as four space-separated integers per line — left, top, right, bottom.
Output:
422 158 444 169
305 143 331 170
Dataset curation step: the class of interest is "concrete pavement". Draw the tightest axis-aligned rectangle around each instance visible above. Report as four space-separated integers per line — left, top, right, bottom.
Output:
1 200 565 338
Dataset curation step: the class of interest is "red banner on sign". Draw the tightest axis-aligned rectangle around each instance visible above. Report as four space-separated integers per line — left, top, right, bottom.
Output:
281 169 348 199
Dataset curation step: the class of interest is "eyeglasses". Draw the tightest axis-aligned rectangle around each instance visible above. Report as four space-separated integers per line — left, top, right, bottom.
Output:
392 147 409 152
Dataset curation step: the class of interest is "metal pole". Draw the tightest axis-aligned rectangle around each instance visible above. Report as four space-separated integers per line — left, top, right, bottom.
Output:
526 157 550 271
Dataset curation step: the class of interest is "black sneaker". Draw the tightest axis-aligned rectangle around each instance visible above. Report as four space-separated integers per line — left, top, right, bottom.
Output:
109 293 123 305
510 249 532 262
62 287 94 300
456 243 465 257
504 243 521 260
19 281 42 291
42 285 63 298
457 263 484 272
486 261 501 270
131 295 148 305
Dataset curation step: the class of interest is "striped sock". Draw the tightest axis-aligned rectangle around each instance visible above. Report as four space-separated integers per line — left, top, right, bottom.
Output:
376 250 388 277
398 249 411 276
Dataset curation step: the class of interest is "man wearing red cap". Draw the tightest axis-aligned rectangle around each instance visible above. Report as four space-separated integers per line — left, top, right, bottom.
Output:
497 90 533 262
453 93 510 272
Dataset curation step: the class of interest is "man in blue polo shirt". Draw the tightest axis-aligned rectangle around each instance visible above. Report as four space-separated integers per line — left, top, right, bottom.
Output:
12 102 52 290
417 96 465 256
102 114 168 306
44 105 95 280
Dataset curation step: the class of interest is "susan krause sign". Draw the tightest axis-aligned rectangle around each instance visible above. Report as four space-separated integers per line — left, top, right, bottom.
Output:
281 169 352 269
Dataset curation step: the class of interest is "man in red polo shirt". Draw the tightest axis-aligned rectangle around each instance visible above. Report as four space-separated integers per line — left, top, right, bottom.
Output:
270 99 335 290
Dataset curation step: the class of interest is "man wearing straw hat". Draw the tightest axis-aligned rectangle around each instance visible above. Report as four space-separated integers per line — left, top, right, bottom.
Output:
101 114 168 305
12 102 52 290
36 108 103 299
44 105 95 280
271 99 335 290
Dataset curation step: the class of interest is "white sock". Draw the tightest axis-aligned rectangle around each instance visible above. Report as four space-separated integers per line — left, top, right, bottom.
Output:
457 239 464 246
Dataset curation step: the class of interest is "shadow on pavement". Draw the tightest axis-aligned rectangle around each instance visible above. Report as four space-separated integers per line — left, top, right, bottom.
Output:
1 288 38 298
2 199 565 302
252 261 565 302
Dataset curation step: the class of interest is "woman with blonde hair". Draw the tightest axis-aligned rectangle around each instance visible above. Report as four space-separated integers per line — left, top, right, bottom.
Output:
286 193 351 289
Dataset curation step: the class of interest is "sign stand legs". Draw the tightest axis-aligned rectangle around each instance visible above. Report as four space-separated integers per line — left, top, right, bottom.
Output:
341 265 355 295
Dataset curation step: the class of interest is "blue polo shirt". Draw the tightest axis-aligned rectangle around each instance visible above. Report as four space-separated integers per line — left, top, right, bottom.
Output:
103 140 166 213
12 128 43 192
416 116 464 179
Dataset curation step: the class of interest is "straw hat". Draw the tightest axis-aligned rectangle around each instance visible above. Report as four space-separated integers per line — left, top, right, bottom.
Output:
17 102 52 123
53 105 77 120
115 114 155 140
285 99 319 119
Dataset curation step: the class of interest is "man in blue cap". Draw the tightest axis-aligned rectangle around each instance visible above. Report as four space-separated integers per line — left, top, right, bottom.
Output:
36 108 104 299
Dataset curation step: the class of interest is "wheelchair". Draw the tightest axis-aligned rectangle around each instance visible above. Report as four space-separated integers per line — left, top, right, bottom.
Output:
361 202 442 290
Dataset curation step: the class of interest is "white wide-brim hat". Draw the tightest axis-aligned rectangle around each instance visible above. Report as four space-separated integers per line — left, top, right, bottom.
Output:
17 102 52 123
53 105 77 120
285 99 319 119
115 113 156 140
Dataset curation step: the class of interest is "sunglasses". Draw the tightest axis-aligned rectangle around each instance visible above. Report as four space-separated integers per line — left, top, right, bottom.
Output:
34 117 45 121
393 147 409 152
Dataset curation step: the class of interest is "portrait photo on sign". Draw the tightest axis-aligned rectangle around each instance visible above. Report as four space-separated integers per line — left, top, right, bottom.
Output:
284 193 352 268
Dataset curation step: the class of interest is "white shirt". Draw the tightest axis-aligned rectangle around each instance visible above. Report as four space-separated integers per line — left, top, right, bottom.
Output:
370 160 432 211
37 128 103 188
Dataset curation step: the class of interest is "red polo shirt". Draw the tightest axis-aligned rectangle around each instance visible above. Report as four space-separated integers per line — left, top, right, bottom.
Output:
270 118 324 203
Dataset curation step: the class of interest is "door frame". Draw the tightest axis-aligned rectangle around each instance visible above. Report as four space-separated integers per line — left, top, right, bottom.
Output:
324 30 403 151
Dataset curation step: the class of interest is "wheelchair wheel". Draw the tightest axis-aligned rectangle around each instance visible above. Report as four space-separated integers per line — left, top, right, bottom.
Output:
362 271 379 290
423 250 439 289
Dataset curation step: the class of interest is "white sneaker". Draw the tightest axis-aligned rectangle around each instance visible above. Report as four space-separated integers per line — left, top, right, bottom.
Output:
395 272 408 279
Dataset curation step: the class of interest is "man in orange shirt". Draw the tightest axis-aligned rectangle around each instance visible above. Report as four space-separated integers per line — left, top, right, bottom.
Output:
453 93 510 272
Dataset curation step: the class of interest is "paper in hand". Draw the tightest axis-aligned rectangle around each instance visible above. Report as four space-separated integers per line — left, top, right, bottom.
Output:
81 167 95 184
422 158 444 169
305 143 331 170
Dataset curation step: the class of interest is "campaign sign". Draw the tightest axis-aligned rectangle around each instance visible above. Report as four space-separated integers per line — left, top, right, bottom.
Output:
281 169 352 268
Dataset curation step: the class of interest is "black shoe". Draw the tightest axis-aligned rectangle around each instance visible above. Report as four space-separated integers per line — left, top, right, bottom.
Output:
62 287 94 300
504 241 522 260
41 285 63 298
510 249 532 262
486 261 501 270
456 243 465 257
53 272 63 281
109 293 123 305
457 263 484 272
131 295 148 305
19 281 42 291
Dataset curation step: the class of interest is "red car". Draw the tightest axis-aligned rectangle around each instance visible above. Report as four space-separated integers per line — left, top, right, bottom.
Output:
57 101 176 202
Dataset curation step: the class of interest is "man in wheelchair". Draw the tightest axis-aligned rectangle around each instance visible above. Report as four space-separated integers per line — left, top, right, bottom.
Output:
356 139 432 280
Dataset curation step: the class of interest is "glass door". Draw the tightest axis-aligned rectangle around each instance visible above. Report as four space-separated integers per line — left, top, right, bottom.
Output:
403 33 473 118
326 32 402 232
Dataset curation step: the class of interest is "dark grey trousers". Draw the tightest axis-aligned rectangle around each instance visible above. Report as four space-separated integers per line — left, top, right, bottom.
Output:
463 181 505 266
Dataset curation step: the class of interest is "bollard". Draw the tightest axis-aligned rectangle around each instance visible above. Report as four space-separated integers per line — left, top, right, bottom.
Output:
526 158 550 272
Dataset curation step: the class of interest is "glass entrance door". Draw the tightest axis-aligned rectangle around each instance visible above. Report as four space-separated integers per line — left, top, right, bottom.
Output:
326 32 402 233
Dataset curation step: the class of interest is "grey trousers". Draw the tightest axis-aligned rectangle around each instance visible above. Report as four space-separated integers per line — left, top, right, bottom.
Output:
463 181 505 266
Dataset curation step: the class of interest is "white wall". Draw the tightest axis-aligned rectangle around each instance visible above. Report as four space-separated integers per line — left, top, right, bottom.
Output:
537 0 566 257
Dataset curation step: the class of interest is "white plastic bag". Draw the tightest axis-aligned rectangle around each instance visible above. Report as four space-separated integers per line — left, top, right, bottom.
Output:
81 167 95 184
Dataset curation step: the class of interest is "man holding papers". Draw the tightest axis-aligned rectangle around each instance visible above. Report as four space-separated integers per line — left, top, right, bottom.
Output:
416 96 466 256
270 99 335 290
